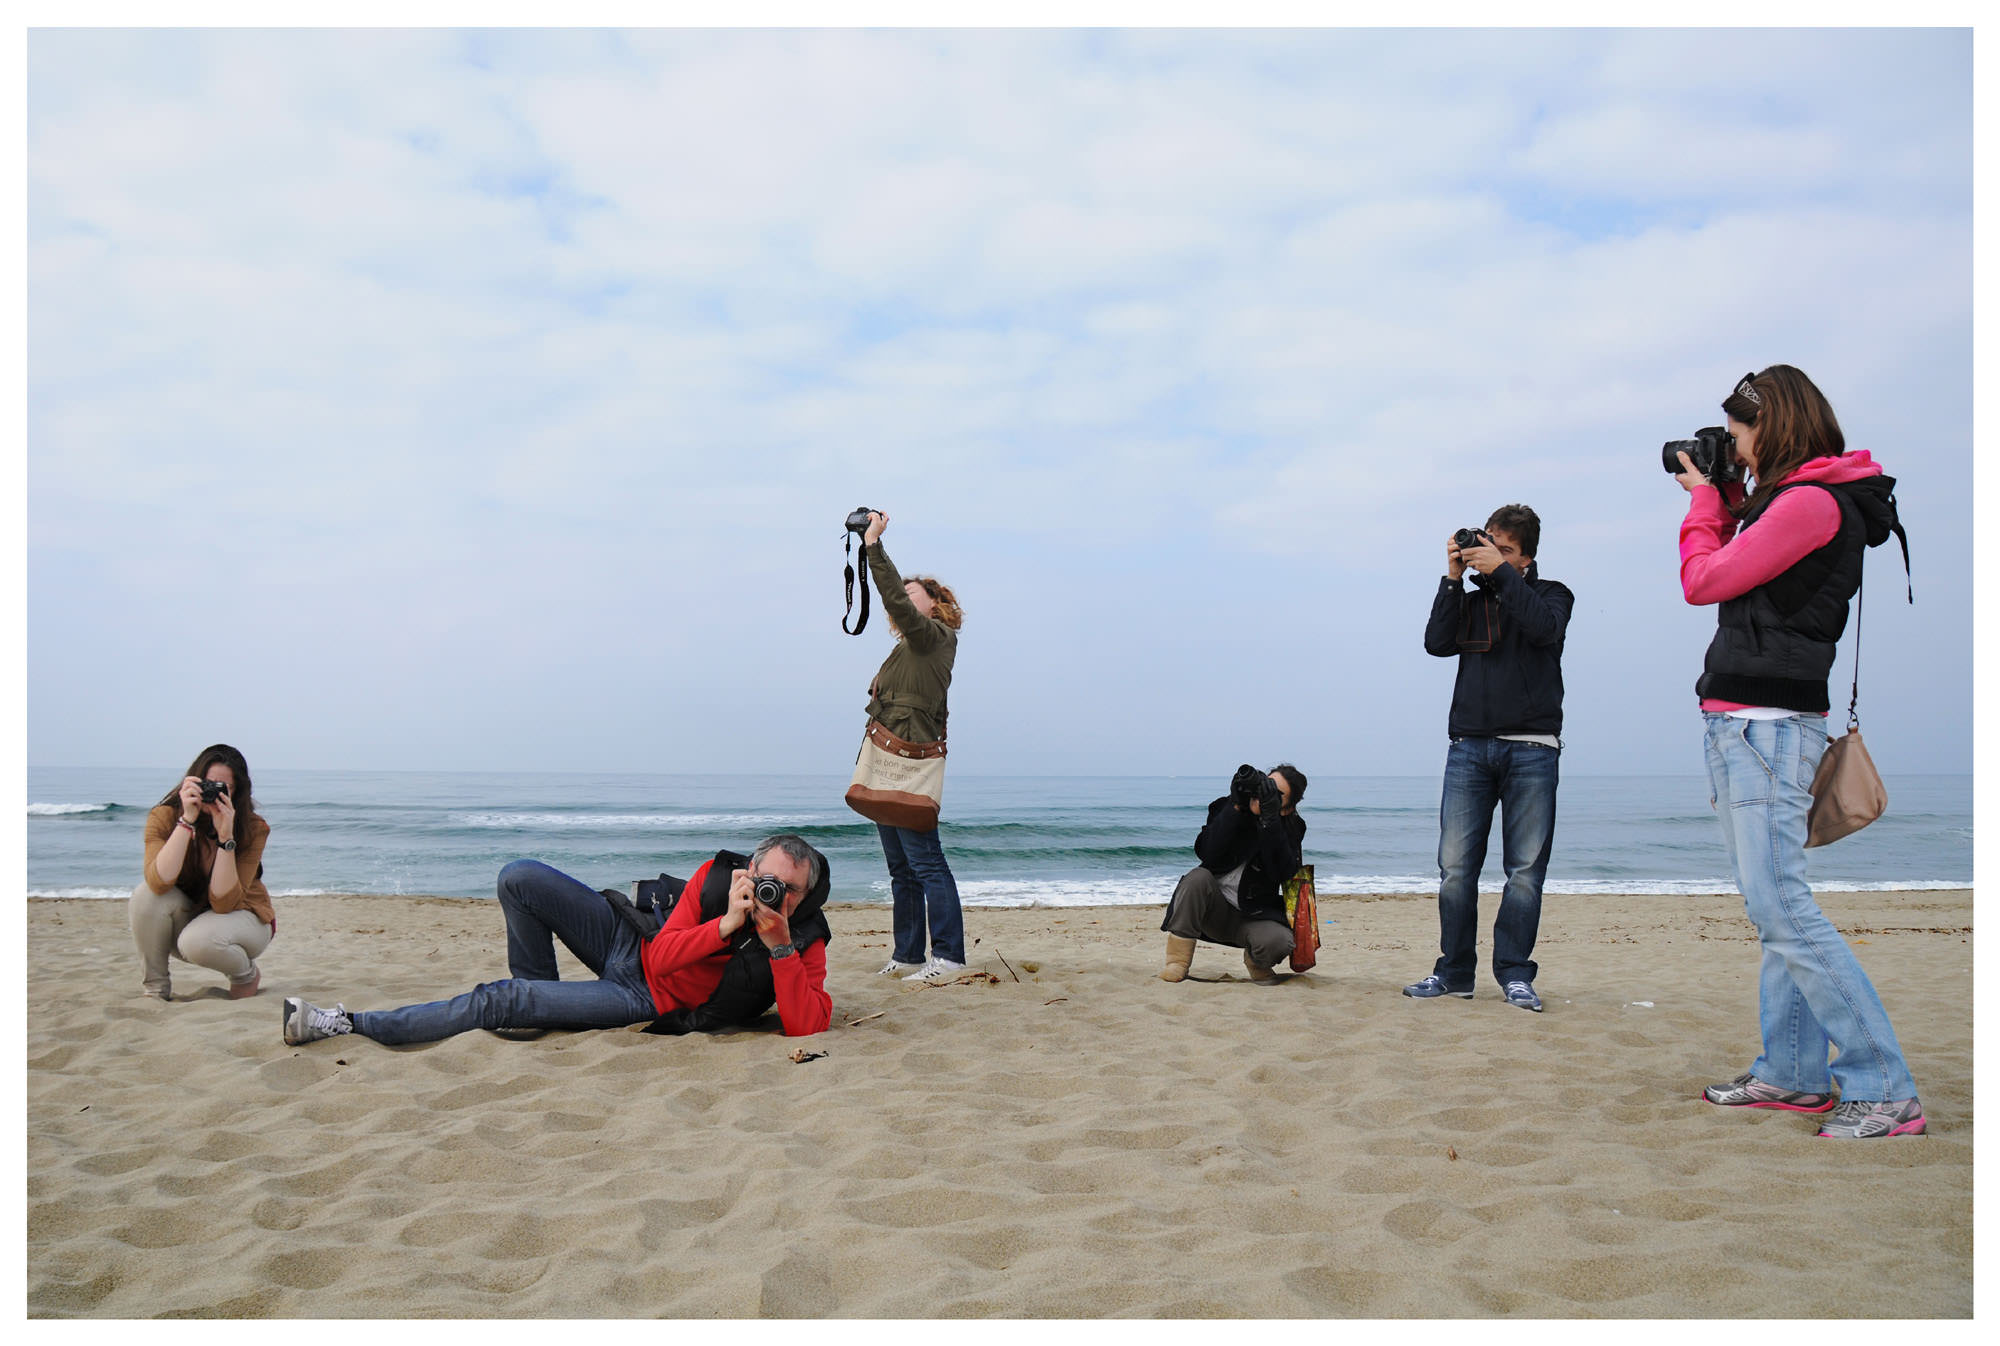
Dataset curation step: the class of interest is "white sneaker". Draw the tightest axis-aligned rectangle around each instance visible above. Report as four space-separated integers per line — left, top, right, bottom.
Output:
876 959 924 977
282 997 353 1045
904 957 968 986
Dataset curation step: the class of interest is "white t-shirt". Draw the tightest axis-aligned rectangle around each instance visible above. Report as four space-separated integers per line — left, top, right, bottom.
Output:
1216 862 1248 910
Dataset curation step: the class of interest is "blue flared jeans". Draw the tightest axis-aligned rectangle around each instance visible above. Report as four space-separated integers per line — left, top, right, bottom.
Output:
876 824 965 964
350 859 657 1046
1433 736 1560 989
1702 712 1917 1101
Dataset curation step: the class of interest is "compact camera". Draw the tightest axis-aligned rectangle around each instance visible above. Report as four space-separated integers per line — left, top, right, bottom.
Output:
1662 427 1743 483
1452 528 1489 550
845 507 879 534
199 780 230 803
752 875 788 909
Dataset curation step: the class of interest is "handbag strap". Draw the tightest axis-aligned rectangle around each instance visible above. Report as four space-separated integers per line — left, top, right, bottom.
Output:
843 534 871 635
1844 570 1863 733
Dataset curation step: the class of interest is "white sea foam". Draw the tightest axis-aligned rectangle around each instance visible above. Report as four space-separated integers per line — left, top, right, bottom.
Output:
450 812 828 830
27 803 114 816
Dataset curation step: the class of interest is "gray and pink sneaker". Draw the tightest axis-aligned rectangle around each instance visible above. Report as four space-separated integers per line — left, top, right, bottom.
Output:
1814 1097 1927 1139
1702 1071 1837 1113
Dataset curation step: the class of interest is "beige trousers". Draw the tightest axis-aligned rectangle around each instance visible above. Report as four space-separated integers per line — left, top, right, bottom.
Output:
129 882 272 997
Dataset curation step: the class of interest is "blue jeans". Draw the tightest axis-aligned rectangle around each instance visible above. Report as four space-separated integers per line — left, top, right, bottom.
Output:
1702 712 1917 1101
1434 736 1560 988
877 824 965 964
351 859 657 1046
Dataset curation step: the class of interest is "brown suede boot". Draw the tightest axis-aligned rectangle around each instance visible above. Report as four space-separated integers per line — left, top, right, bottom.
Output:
1242 950 1279 985
1160 935 1196 982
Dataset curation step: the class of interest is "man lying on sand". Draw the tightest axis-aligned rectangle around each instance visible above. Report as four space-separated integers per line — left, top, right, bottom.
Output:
282 834 833 1046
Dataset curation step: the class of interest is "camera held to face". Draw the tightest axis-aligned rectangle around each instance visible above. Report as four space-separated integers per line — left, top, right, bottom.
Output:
845 507 879 534
199 780 229 804
1452 528 1489 550
1662 427 1742 484
752 875 788 910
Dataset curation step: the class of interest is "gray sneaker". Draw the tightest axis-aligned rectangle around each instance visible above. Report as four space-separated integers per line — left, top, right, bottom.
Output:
1702 1071 1836 1113
1502 980 1544 1013
1815 1097 1926 1139
1402 974 1473 999
282 997 353 1046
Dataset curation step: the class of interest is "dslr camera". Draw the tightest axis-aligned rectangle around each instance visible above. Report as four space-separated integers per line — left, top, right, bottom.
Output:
199 780 229 803
1452 528 1489 550
1662 427 1742 484
752 874 788 909
845 507 879 534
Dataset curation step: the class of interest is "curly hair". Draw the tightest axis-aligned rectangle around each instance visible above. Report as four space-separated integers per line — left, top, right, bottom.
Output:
905 575 964 630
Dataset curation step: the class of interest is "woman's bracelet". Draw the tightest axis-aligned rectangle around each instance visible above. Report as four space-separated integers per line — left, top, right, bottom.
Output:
176 817 197 833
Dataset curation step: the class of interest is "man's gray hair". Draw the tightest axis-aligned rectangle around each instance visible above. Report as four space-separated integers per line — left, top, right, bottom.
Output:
753 833 822 894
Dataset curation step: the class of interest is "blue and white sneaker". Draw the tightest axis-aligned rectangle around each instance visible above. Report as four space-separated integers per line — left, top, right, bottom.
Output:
1402 974 1473 999
1502 980 1544 1012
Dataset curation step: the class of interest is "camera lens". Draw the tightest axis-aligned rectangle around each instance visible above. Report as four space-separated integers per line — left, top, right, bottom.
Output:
753 875 786 908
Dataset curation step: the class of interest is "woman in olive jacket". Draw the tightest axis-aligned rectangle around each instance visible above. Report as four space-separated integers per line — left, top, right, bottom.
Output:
859 510 967 985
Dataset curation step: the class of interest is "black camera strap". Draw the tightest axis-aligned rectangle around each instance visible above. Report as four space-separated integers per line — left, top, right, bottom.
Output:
843 533 871 635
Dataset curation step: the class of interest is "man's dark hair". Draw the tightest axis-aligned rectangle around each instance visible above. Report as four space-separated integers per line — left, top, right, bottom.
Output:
1270 763 1307 809
1484 503 1541 559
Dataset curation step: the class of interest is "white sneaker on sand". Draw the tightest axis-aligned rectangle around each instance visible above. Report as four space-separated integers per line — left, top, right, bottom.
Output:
876 959 924 977
282 997 353 1045
903 958 968 986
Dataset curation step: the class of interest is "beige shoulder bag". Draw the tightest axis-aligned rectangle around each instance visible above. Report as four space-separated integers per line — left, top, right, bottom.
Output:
1806 575 1887 848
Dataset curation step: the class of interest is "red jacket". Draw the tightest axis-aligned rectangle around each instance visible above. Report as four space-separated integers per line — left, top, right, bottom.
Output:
637 859 832 1036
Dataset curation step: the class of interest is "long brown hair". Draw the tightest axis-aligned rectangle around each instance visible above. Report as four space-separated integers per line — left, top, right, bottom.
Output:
158 743 257 850
1721 364 1845 519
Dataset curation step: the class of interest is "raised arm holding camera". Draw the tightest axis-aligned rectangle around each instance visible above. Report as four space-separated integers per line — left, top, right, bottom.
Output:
1672 366 1923 1139
131 743 274 1001
1159 763 1308 985
1405 505 1572 1013
281 835 833 1047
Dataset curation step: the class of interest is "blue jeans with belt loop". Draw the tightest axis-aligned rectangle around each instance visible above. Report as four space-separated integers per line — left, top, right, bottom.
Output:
1702 712 1917 1102
1433 736 1560 989
876 824 966 964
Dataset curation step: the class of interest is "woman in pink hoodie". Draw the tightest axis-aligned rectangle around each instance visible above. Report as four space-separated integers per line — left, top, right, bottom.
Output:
1672 365 1923 1139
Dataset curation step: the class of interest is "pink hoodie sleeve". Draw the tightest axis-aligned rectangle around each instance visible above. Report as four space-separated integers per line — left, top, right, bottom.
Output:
1679 484 1843 606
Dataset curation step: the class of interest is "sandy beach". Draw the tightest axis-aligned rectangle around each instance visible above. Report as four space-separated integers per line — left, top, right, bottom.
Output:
25 887 1972 1318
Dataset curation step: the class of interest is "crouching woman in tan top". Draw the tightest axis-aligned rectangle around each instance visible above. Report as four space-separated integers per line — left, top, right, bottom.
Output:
131 743 274 1000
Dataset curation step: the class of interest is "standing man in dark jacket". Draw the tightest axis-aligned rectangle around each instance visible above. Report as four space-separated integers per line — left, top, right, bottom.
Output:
1159 764 1308 985
1404 504 1573 1012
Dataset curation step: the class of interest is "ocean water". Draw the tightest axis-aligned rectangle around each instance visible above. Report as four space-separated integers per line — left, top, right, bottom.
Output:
24 768 1972 905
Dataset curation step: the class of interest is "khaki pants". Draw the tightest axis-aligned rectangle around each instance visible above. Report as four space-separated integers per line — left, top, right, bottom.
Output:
1162 866 1296 969
129 882 272 997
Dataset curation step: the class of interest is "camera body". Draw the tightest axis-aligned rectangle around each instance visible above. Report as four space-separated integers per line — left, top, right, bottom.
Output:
845 507 878 534
1662 427 1742 483
752 874 788 910
1452 528 1489 550
199 780 229 804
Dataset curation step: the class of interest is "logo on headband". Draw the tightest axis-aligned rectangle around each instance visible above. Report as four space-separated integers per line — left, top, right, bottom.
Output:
1732 372 1762 405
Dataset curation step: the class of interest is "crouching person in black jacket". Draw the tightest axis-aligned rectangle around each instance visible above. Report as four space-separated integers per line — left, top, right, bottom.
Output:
1159 764 1307 985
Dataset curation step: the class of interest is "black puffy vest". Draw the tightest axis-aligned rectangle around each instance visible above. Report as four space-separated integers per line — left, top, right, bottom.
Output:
1696 474 1903 712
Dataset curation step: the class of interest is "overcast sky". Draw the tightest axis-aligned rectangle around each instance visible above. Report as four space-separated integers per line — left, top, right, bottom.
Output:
24 27 1973 779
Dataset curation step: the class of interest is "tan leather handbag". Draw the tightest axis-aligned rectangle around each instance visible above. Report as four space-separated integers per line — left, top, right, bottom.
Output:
845 721 946 831
1806 575 1890 848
